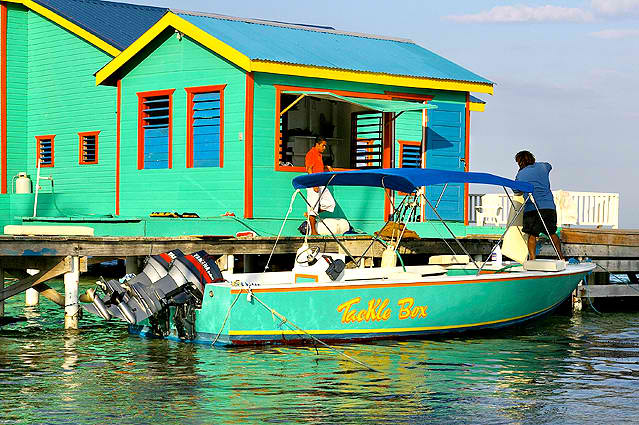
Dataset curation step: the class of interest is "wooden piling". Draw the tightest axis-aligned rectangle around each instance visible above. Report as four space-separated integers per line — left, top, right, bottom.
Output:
0 267 4 316
25 269 39 307
64 256 80 330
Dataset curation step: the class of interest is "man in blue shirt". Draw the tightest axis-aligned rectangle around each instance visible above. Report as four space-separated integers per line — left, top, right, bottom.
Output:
515 150 564 260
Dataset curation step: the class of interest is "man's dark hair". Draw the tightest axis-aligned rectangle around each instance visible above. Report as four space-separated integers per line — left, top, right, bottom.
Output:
515 150 535 167
314 137 326 145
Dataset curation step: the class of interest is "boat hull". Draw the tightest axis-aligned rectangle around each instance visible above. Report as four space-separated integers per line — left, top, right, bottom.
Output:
130 264 594 346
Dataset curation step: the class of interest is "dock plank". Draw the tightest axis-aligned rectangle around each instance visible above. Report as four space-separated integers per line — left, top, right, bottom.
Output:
562 228 639 247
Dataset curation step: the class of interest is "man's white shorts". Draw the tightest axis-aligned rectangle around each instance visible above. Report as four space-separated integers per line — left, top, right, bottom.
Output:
306 186 336 216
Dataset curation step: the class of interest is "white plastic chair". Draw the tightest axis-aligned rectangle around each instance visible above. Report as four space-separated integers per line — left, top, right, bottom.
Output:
475 194 503 226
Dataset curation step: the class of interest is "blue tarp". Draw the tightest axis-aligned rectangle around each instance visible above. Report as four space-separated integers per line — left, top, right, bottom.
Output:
292 168 533 194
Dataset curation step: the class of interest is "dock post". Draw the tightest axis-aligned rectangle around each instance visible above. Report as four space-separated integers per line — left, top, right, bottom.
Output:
243 254 255 273
125 256 139 275
0 268 4 316
64 256 80 330
227 255 235 273
25 269 40 306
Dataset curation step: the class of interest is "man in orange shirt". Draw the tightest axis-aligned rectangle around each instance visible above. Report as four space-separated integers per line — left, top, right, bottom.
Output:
305 138 335 235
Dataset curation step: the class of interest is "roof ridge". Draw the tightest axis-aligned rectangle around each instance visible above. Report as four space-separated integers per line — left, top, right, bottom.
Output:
171 9 415 44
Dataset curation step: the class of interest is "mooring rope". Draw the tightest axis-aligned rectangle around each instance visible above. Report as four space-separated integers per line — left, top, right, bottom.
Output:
264 190 299 272
211 289 243 346
246 288 380 373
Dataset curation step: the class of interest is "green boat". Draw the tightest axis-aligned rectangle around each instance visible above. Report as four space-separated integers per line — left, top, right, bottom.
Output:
83 169 594 345
119 169 596 345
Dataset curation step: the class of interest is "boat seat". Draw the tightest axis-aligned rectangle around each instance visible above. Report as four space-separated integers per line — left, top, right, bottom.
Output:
523 259 566 272
428 254 470 265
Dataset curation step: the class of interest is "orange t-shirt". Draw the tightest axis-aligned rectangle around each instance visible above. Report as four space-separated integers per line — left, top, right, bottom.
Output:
305 146 324 174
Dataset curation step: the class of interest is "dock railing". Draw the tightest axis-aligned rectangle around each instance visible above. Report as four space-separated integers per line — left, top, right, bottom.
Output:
470 191 619 229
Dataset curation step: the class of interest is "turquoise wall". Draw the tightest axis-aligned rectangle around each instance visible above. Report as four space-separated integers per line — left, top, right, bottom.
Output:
119 31 246 218
5 4 27 192
20 11 117 217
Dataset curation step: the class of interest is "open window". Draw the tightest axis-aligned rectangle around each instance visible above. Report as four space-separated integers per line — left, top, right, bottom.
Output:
276 89 433 172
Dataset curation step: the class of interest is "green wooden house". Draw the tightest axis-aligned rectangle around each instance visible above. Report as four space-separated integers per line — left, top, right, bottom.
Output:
1 1 493 237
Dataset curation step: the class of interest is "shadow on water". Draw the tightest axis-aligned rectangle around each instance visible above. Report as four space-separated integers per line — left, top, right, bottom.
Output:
1 284 639 424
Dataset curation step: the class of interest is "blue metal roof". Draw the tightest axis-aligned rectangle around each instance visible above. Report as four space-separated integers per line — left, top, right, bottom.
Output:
34 0 168 51
177 12 492 84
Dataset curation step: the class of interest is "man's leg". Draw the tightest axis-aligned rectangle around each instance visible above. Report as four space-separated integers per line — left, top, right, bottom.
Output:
527 234 537 260
309 215 318 235
550 233 564 259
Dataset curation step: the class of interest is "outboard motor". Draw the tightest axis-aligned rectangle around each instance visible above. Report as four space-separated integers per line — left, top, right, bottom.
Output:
84 250 223 335
83 249 184 321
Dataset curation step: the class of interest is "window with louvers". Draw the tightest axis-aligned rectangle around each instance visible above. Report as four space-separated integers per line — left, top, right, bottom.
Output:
36 135 54 167
400 142 422 168
79 131 99 164
139 92 172 169
351 111 383 169
189 91 222 168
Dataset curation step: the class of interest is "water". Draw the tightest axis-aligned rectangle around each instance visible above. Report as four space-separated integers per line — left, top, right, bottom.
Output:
2 281 639 424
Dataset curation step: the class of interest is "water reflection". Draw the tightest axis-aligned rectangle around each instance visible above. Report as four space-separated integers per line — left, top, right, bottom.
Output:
1 286 639 424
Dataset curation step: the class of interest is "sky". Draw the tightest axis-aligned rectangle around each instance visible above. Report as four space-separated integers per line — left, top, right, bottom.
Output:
115 0 639 227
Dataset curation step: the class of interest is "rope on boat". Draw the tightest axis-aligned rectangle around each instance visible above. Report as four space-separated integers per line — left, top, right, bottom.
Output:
246 288 381 373
211 289 243 346
264 190 300 272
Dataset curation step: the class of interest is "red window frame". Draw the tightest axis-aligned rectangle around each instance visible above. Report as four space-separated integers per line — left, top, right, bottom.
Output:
274 85 396 173
78 131 99 165
398 140 422 168
35 135 55 168
137 89 175 170
185 84 226 168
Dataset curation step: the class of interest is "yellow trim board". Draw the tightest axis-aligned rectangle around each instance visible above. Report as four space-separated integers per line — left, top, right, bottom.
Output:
95 12 251 86
251 61 494 94
469 102 485 112
7 0 120 56
96 11 494 94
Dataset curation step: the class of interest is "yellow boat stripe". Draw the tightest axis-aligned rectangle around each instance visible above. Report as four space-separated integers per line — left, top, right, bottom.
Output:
228 301 559 336
8 0 120 56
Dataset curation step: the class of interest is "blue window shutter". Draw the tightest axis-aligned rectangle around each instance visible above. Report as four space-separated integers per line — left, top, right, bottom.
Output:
38 138 53 166
80 133 98 164
191 91 221 168
142 95 170 169
401 144 421 168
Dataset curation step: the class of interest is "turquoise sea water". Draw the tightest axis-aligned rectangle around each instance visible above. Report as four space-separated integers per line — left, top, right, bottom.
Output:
1 281 639 424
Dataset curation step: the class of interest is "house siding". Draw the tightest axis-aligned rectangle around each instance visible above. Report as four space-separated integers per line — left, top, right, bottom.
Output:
119 32 246 217
25 10 116 216
6 4 27 194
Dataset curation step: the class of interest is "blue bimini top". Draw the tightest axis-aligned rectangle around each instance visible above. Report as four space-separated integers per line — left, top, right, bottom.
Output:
293 168 533 194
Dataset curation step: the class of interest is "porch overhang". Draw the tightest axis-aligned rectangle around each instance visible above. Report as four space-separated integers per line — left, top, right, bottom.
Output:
281 90 437 113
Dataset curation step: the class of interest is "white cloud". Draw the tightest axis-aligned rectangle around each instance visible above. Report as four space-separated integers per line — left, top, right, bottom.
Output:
446 5 594 23
591 28 639 38
591 0 639 16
